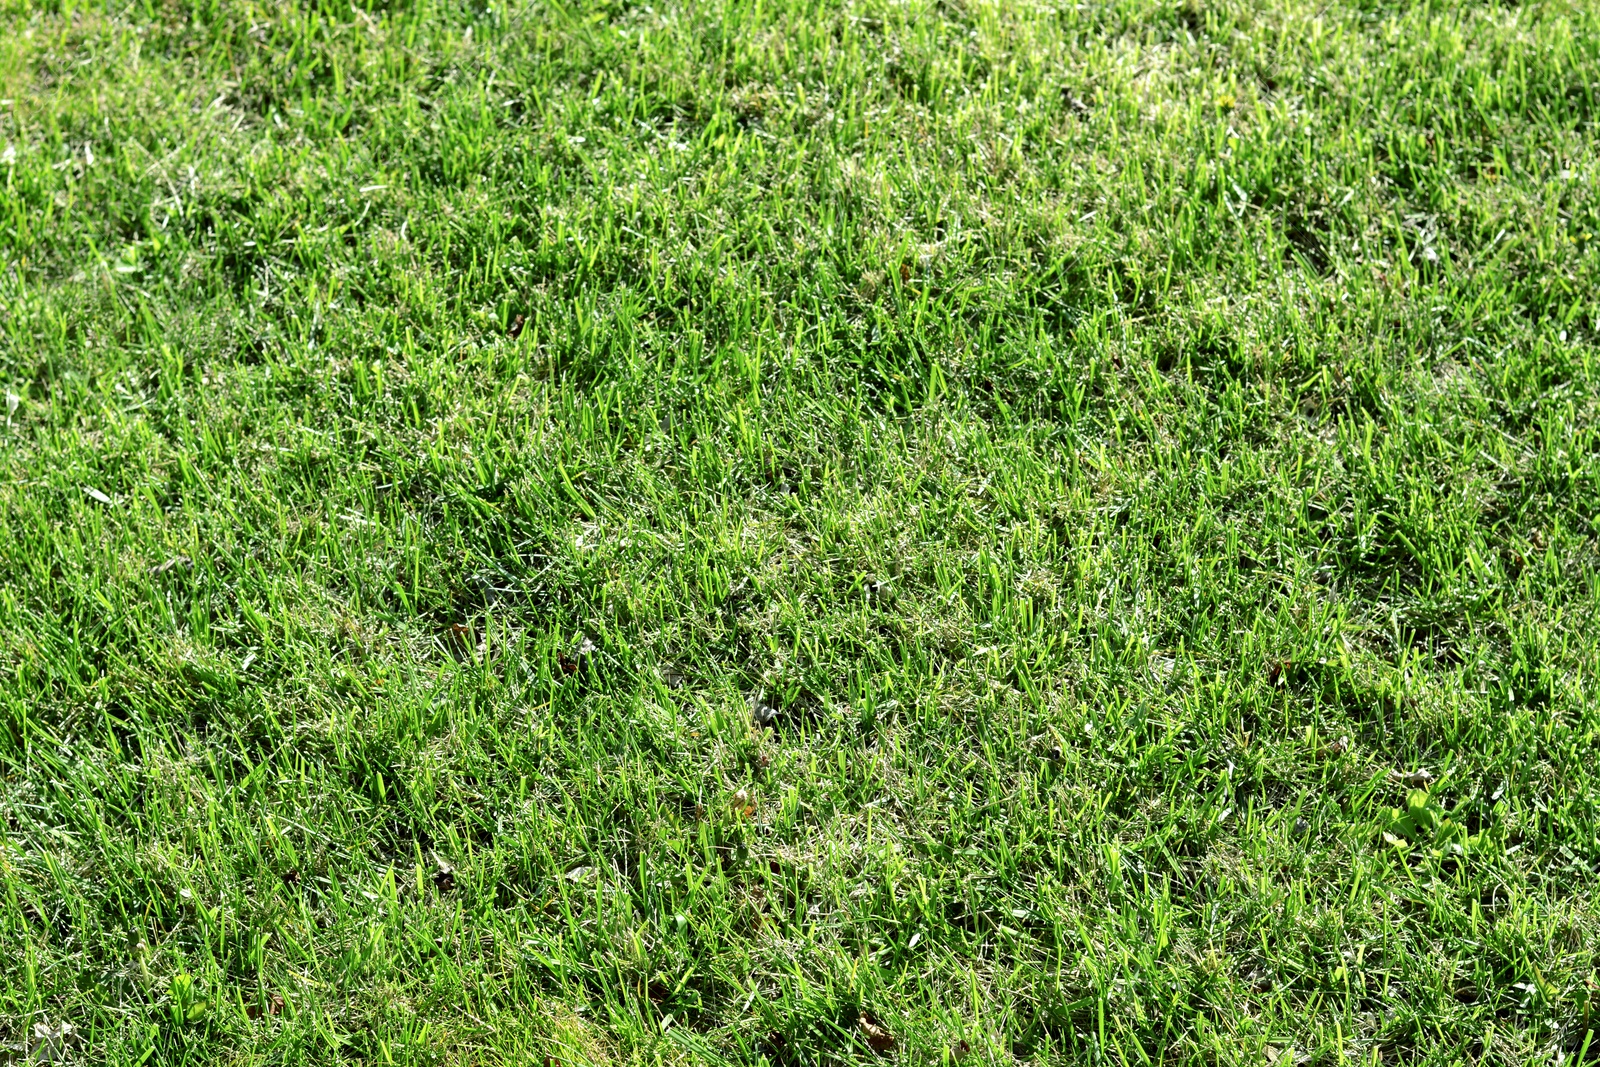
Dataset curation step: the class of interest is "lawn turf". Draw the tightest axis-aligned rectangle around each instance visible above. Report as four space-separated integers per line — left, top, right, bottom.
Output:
2 0 1600 1062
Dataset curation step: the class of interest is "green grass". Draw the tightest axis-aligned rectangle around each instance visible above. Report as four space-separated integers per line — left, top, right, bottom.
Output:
2 0 1600 1061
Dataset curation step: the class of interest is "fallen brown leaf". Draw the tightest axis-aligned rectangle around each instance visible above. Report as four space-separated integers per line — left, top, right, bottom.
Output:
1389 767 1434 789
433 853 456 892
733 788 756 818
444 622 474 659
859 1012 894 1053
246 994 284 1020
